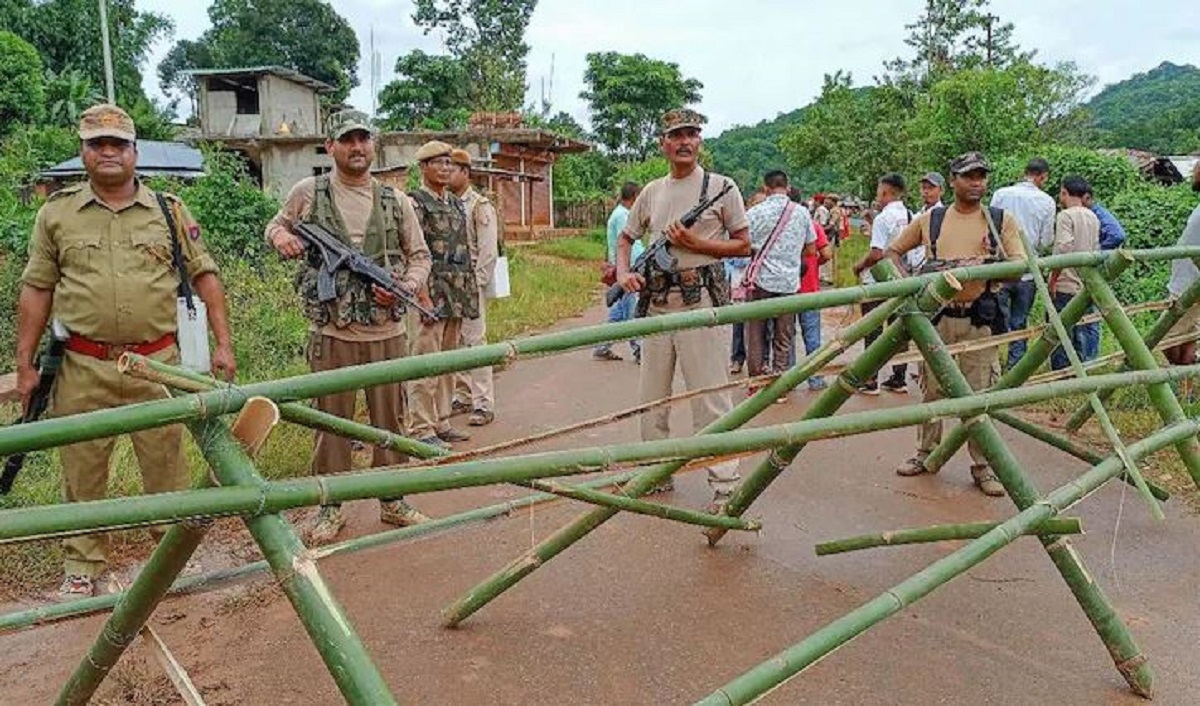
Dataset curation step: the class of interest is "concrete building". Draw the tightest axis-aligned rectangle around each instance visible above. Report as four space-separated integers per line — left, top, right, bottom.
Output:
188 67 589 239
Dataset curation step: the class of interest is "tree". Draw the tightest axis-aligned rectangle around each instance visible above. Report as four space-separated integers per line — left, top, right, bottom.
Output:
11 0 172 107
882 0 1032 88
158 0 360 104
0 31 44 134
580 52 703 160
43 68 103 128
411 0 537 112
376 50 470 130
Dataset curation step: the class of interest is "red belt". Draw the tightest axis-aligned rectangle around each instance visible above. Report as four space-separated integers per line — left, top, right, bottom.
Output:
66 332 176 360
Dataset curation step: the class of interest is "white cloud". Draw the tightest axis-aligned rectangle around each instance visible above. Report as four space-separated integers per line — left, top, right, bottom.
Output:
137 0 1200 135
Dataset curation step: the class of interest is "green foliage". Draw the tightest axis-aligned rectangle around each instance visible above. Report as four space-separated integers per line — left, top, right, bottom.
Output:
377 50 471 130
1086 62 1200 154
532 233 606 262
706 107 825 194
43 68 103 129
0 124 77 255
1107 183 1198 304
159 0 361 104
411 0 537 113
581 52 703 160
612 157 670 191
165 148 280 267
882 0 1032 87
989 144 1139 202
552 151 616 201
0 31 44 133
5 0 172 108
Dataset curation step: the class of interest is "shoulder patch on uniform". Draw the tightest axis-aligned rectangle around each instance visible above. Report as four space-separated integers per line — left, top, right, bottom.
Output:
47 184 83 201
187 223 201 241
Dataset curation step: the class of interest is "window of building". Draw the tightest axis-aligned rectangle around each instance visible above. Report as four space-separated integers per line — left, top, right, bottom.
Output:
235 83 260 115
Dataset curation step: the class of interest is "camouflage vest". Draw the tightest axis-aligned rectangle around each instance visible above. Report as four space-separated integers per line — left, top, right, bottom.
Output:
409 188 479 319
296 175 408 327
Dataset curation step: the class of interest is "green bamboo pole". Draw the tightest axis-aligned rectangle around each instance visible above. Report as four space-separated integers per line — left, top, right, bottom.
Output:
0 470 643 635
3 364 1200 545
896 262 1154 697
814 517 1083 556
991 410 1169 501
700 271 961 549
5 248 1199 459
1066 268 1200 431
439 278 928 628
521 480 761 531
122 355 448 460
1080 266 1200 488
1003 240 1159 518
921 253 1132 473
187 415 397 705
56 517 212 705
695 420 1196 706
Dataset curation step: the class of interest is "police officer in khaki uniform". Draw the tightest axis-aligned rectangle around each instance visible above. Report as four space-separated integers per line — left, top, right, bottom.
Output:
448 148 499 427
16 104 236 597
616 109 750 510
407 141 479 448
267 110 433 543
886 152 1026 497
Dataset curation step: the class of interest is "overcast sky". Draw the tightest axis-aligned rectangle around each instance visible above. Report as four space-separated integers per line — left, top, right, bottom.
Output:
138 0 1200 136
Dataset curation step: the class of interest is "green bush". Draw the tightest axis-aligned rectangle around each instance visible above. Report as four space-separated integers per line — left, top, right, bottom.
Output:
1108 182 1198 304
990 144 1139 202
157 147 280 267
0 31 45 134
0 125 77 255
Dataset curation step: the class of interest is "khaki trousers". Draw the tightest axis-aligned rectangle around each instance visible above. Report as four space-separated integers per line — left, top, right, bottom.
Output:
308 334 409 488
52 346 189 579
409 317 464 439
640 292 739 492
454 290 493 412
916 316 1000 467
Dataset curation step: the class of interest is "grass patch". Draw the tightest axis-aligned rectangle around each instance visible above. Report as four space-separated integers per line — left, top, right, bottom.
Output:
487 236 605 341
834 229 869 289
523 229 607 262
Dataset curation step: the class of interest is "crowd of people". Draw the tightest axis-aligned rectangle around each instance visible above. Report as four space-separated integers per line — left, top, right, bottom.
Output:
604 108 1200 505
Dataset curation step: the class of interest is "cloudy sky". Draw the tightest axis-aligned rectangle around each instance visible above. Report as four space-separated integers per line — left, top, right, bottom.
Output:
138 0 1200 136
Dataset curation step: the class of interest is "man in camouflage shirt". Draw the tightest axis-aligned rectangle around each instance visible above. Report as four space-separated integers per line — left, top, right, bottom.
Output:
408 141 479 448
267 110 433 543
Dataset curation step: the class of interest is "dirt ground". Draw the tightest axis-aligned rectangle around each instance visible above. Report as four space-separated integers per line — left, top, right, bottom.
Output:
1 302 1198 705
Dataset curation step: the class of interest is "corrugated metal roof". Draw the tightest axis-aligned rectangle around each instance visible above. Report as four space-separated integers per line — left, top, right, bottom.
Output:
40 140 206 179
184 65 334 93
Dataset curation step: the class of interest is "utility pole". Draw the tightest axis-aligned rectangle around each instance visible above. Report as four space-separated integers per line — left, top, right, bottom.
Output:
98 0 115 103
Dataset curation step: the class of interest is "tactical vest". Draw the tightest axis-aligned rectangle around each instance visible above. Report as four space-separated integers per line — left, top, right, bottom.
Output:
296 175 408 328
409 189 479 319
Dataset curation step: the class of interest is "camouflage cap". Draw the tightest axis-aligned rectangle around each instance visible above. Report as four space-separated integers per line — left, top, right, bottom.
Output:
449 148 473 167
327 109 375 140
78 103 136 142
949 152 991 175
414 140 453 163
661 109 707 135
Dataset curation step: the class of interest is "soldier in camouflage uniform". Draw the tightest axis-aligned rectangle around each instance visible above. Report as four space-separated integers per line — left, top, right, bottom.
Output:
408 141 479 448
448 148 500 426
17 104 235 597
267 110 433 543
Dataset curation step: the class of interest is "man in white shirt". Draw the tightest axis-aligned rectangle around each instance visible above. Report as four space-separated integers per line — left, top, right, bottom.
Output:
852 173 912 394
990 158 1055 370
1164 161 1200 400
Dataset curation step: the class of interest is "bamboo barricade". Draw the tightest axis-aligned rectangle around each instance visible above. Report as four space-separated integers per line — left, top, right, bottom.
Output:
697 419 1199 706
814 517 1083 555
2 247 1198 459
2 246 1200 703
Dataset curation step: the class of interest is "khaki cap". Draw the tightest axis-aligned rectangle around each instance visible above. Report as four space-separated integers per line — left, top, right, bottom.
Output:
78 103 136 142
449 148 473 167
414 140 454 163
327 109 375 140
661 108 706 135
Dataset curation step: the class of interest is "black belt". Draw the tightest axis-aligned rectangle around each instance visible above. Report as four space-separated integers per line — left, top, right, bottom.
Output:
940 306 973 319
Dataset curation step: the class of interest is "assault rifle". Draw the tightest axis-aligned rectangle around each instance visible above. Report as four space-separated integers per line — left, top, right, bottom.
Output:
1 320 69 495
293 221 439 321
604 182 735 307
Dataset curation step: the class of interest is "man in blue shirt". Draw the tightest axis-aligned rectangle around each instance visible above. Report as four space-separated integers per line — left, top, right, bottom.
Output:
594 181 643 361
1082 189 1127 251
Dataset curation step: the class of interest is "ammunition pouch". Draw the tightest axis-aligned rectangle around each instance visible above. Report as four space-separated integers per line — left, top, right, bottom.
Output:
968 286 1006 335
635 262 731 318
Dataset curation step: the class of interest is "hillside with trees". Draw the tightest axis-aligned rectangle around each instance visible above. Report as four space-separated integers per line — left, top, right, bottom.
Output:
1086 61 1200 155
